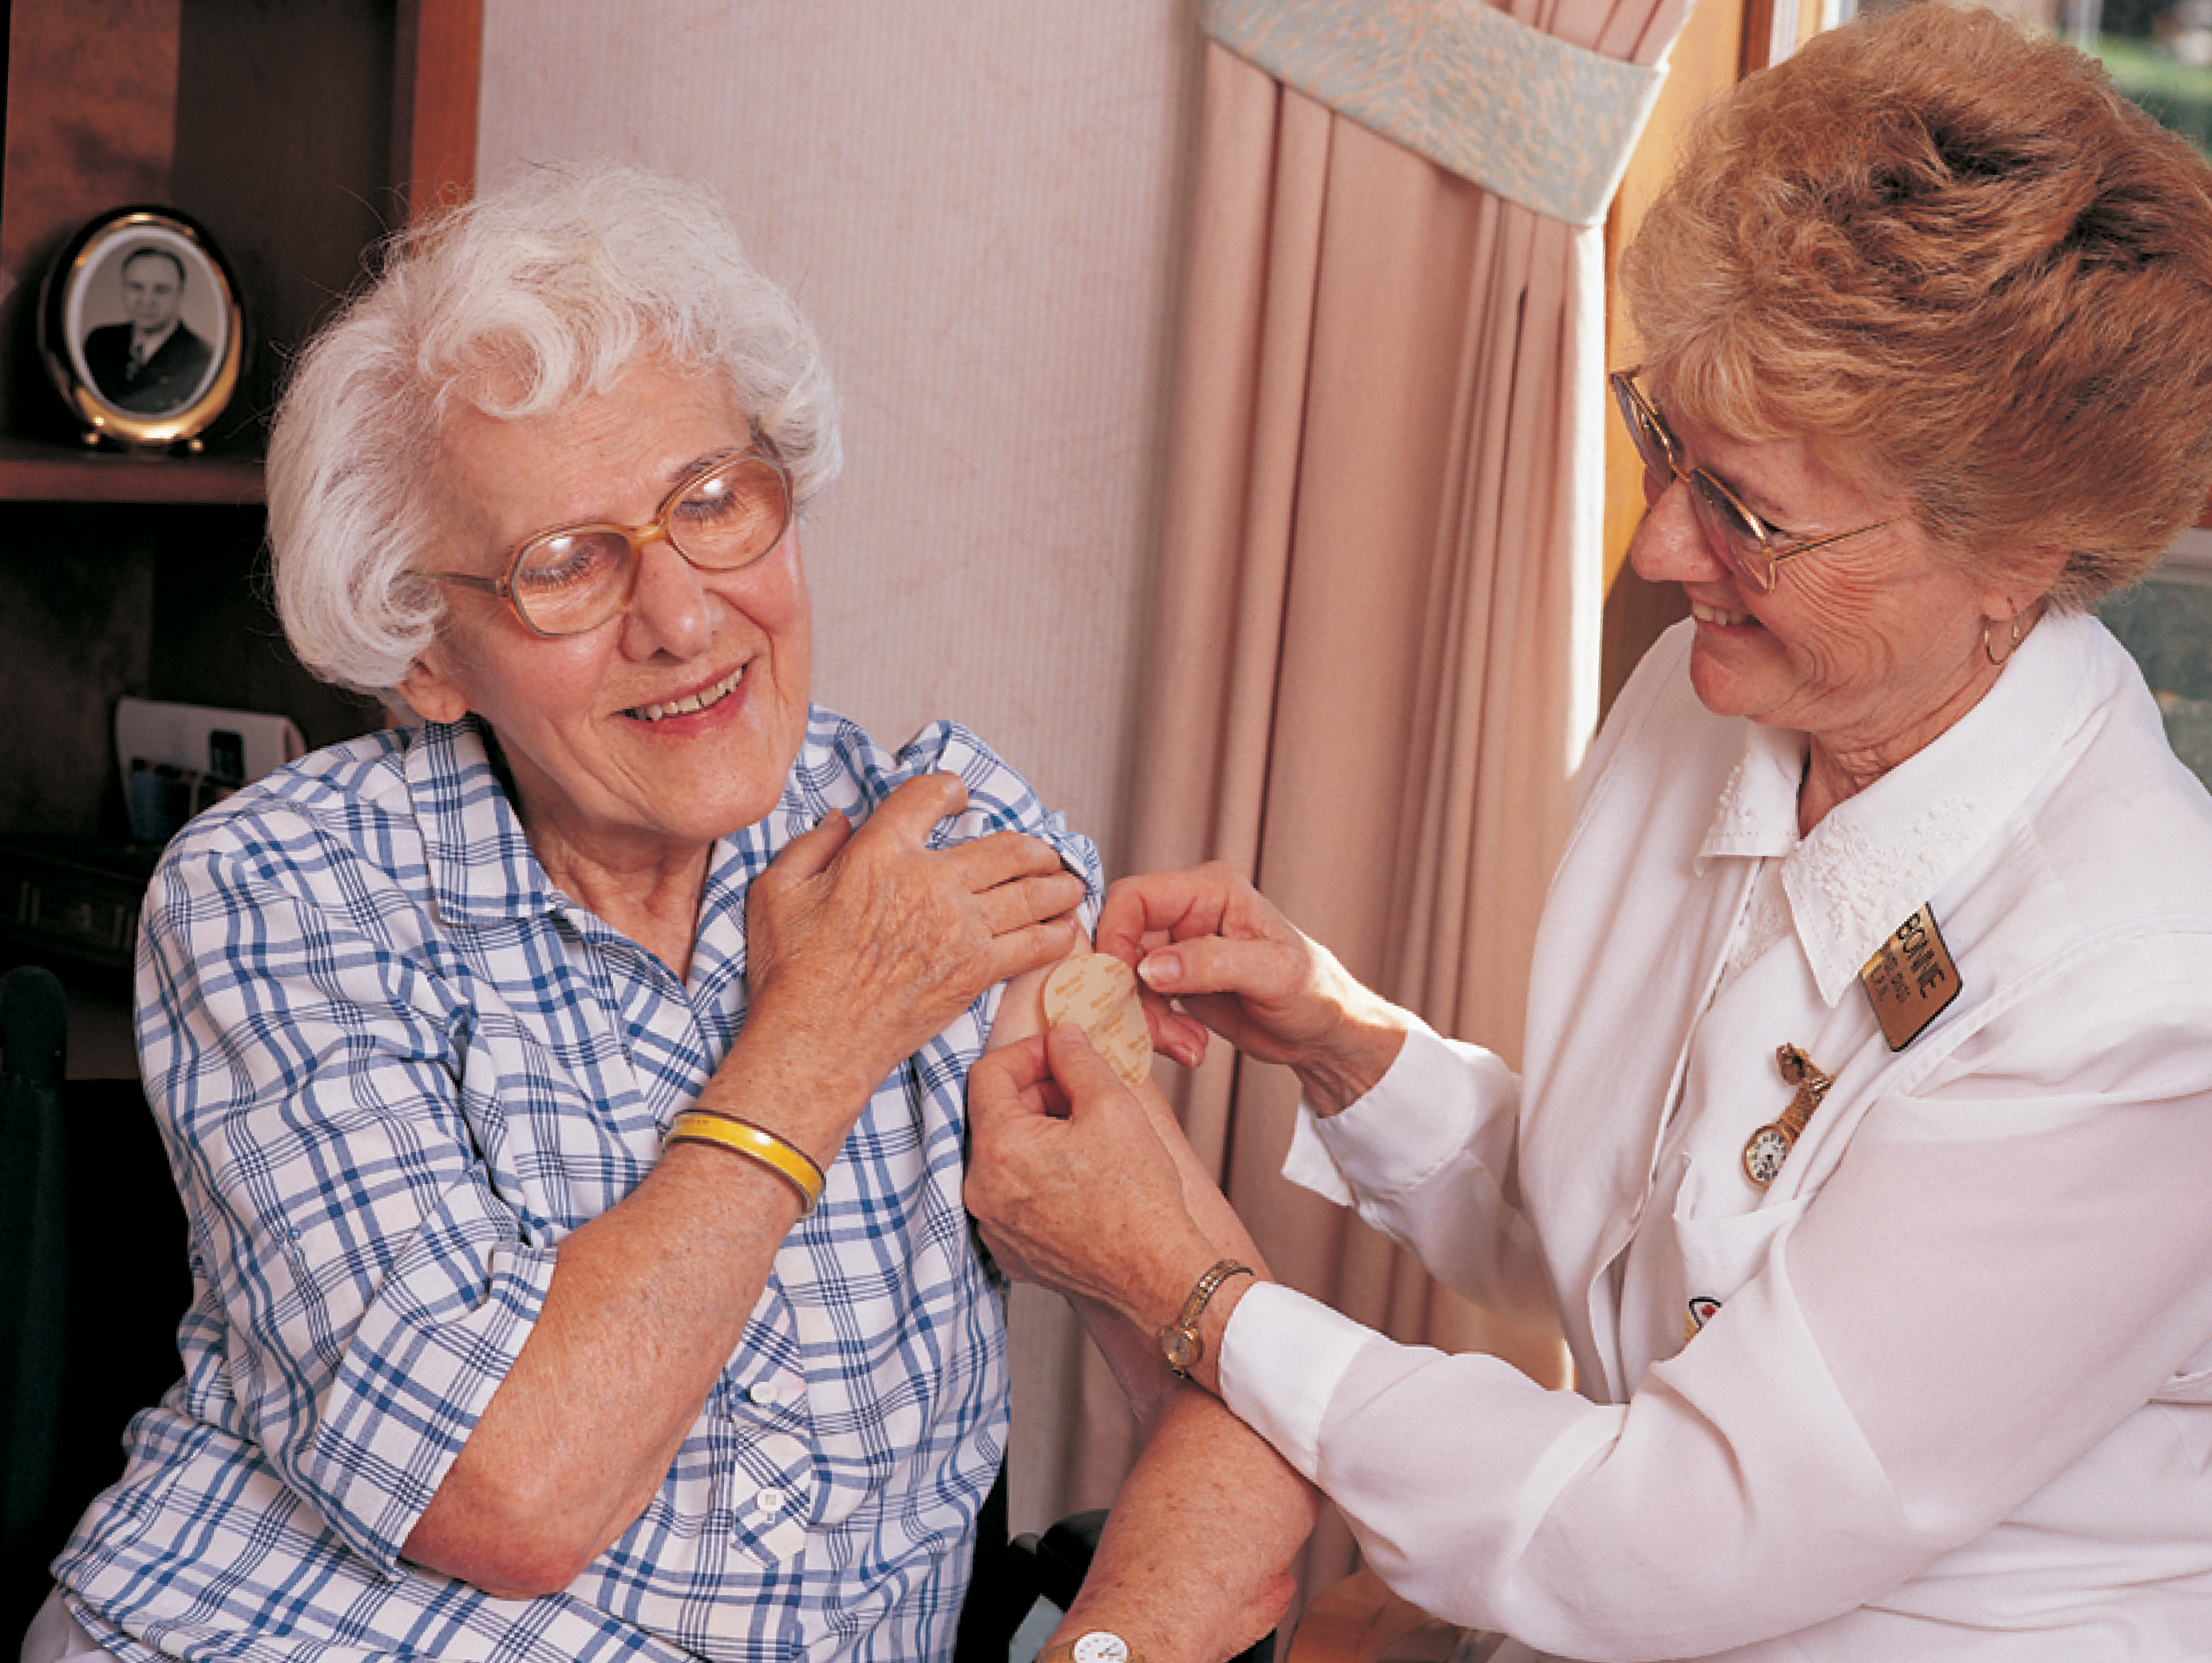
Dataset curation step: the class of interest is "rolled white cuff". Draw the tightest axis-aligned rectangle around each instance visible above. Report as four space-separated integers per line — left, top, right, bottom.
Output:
1285 1020 1490 1206
1217 1279 1383 1480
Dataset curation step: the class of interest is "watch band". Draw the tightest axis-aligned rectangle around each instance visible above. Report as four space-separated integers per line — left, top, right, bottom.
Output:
1157 1257 1253 1377
1039 1633 1146 1663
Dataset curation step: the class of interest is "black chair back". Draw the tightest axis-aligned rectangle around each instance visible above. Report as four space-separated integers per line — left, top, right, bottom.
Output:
1 966 191 1649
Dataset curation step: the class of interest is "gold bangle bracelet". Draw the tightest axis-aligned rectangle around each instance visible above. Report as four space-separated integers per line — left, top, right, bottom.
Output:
664 1111 825 1218
679 1105 831 1190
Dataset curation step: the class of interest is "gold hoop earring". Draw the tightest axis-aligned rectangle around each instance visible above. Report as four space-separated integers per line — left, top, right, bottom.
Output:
1983 612 2022 667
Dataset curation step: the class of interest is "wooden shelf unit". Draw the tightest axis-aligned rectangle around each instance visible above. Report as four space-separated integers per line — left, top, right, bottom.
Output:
0 0 481 505
0 437 264 505
0 0 479 847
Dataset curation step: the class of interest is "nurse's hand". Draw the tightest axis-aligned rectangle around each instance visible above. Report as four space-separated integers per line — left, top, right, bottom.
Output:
1096 864 1410 1115
966 1025 1222 1334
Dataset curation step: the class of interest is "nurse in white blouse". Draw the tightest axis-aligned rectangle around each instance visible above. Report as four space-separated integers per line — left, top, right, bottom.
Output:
967 8 2212 1659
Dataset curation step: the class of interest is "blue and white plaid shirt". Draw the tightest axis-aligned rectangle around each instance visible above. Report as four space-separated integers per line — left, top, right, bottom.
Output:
55 710 1099 1663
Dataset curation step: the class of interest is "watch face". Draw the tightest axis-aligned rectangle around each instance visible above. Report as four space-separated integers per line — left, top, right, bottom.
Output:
1071 1633 1132 1663
1743 1124 1791 1187
1161 1325 1201 1372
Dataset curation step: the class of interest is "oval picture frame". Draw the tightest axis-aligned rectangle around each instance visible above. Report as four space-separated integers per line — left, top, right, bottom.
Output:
38 206 247 451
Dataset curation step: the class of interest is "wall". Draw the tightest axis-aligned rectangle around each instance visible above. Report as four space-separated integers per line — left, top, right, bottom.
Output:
477 0 1208 1533
478 1 1204 882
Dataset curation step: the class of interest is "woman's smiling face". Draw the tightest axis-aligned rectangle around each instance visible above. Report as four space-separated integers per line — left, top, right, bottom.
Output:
1624 402 2014 778
401 359 813 870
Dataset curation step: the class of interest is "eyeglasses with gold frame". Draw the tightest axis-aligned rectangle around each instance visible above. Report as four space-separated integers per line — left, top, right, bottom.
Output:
1609 368 1903 595
414 442 793 638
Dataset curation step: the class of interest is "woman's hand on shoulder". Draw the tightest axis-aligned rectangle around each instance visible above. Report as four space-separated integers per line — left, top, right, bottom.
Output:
739 771 1086 1105
1098 863 1409 1115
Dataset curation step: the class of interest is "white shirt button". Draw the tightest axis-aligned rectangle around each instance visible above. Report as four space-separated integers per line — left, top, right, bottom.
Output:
754 1486 787 1515
747 1380 780 1407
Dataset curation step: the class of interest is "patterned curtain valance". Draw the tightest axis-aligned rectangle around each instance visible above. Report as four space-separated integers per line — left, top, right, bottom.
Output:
1201 0 1668 227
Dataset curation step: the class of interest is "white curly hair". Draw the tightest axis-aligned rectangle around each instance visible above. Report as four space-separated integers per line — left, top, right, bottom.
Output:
267 161 841 703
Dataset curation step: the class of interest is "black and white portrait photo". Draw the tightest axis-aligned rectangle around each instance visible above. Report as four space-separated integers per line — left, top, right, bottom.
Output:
81 243 216 414
40 208 244 447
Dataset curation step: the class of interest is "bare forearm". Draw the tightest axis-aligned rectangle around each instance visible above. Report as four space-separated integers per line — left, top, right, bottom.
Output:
403 1138 805 1592
406 1031 862 1593
1055 1386 1320 1663
1290 998 1414 1118
1070 1293 1184 1430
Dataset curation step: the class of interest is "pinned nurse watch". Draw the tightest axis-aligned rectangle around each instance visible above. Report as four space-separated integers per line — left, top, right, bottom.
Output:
1039 1633 1146 1663
1742 1044 1833 1188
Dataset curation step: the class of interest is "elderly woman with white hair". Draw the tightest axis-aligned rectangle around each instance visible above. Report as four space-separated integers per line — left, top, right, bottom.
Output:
24 164 1309 1663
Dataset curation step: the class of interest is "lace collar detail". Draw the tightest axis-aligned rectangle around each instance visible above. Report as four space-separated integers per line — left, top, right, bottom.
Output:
1696 612 2105 1005
1700 721 1806 864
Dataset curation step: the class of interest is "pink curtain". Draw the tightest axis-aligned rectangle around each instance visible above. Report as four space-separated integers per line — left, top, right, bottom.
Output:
1031 0 1698 1607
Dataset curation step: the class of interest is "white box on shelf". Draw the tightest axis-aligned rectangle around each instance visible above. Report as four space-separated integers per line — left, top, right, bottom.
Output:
114 698 305 843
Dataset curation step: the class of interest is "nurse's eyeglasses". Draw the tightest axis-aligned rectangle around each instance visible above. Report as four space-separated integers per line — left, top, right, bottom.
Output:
1609 369 1902 595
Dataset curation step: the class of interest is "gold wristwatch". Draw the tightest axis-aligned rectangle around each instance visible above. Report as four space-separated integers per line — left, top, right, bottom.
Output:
1039 1633 1146 1663
1158 1257 1254 1377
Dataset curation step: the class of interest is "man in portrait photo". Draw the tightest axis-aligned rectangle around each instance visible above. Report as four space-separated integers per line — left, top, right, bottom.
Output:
83 246 214 414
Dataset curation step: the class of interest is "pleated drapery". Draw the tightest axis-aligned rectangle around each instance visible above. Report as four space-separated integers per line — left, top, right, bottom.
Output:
1027 0 1700 1606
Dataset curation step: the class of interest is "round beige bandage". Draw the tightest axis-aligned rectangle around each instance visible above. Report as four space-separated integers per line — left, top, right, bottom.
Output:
1042 952 1153 1089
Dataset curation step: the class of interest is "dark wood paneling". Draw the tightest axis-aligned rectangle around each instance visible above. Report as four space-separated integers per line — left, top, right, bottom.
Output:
396 0 481 220
171 0 400 448
0 505 157 837
0 0 184 445
145 505 386 752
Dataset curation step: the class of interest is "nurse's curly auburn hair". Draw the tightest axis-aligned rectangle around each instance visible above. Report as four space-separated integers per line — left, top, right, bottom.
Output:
1620 2 2212 609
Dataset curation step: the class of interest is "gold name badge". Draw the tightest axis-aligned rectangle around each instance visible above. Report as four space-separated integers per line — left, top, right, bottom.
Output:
1859 905 1961 1051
